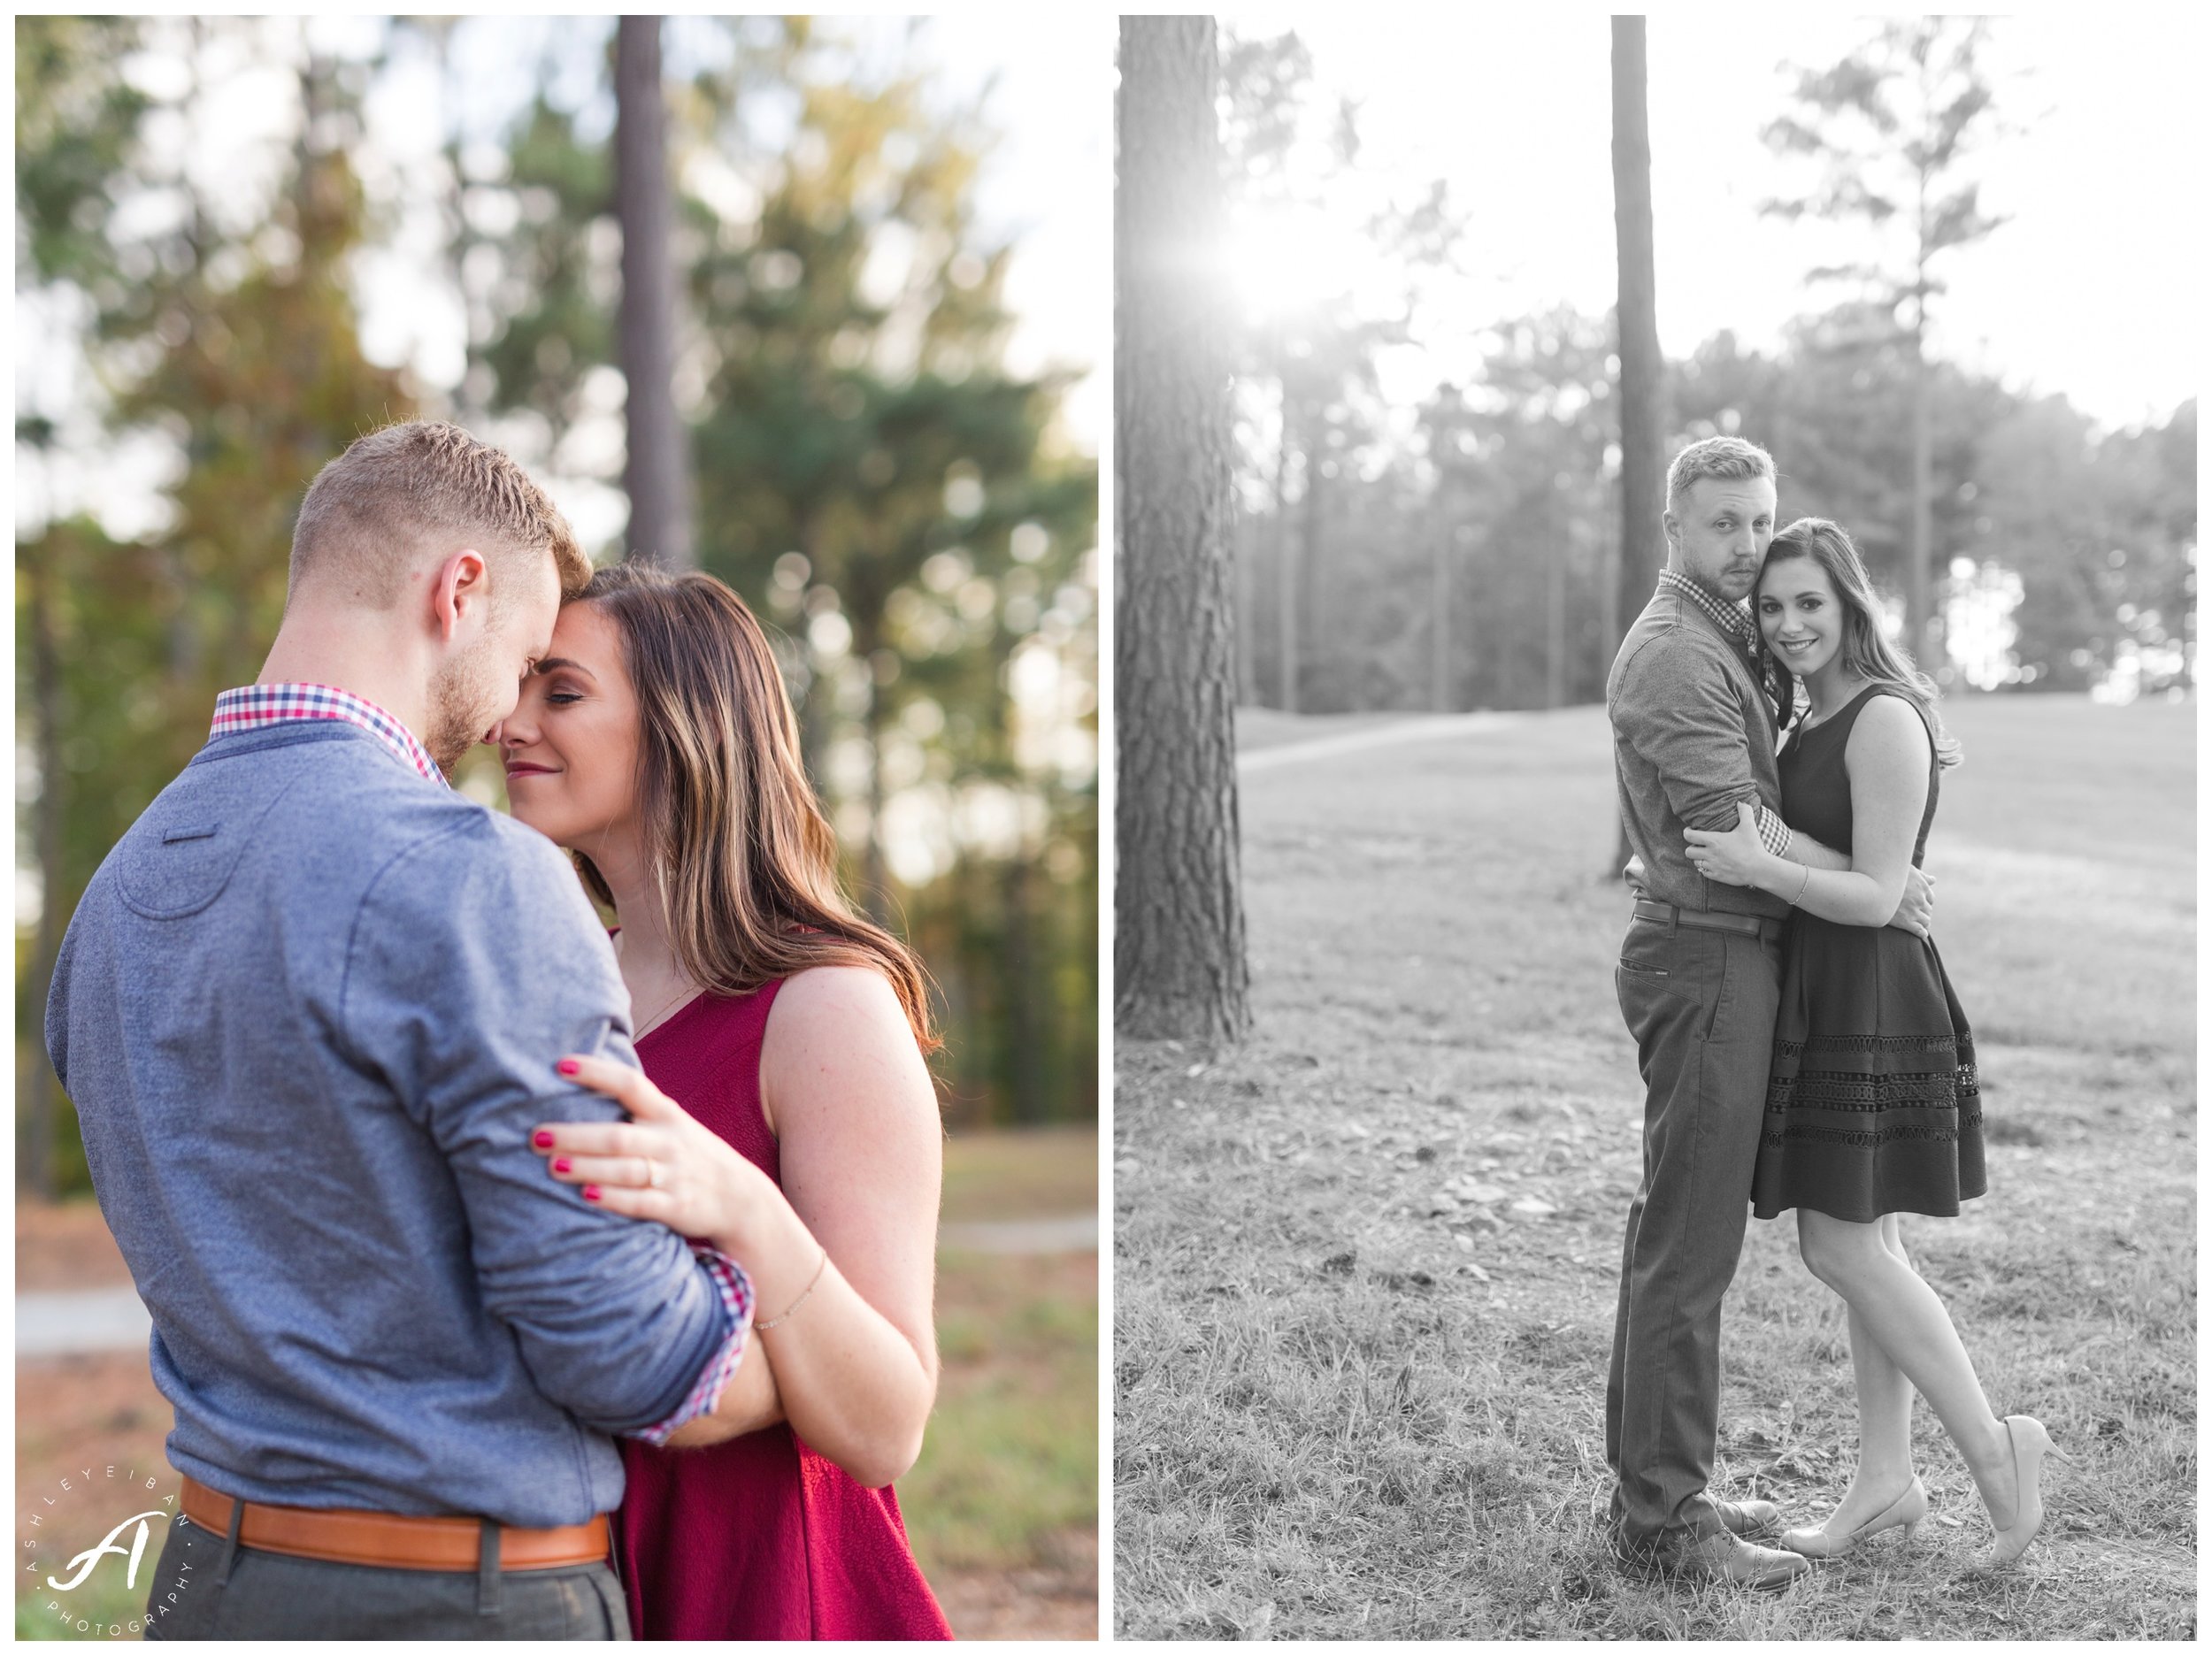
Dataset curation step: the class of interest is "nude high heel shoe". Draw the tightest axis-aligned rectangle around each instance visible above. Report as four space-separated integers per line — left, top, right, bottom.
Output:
1777 1477 1929 1558
1985 1414 2066 1567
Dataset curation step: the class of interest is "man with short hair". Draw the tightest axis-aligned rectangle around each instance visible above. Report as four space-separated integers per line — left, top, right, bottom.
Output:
48 420 752 1638
1603 434 1932 1588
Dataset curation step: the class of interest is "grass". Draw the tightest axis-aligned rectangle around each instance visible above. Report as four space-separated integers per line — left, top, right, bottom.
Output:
904 1124 1099 1583
938 1123 1100 1223
1113 694 2193 1639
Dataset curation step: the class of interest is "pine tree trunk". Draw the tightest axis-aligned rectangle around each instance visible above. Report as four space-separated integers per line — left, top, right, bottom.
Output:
1233 510 1257 706
616 16 695 570
1611 15 1663 878
1114 15 1250 1044
1299 420 1325 707
1273 409 1297 711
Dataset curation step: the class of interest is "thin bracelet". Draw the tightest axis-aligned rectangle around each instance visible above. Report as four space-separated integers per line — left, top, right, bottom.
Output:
1790 864 1811 906
756 1246 829 1331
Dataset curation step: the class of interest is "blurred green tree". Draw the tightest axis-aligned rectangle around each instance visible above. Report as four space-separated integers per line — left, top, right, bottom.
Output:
17 14 153 1195
16 22 414 1192
458 19 1098 1123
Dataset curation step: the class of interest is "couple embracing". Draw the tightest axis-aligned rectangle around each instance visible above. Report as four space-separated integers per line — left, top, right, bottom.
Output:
1602 435 2062 1588
47 421 953 1639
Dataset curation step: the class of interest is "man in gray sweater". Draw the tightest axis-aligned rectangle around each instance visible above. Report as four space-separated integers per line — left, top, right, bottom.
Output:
47 423 754 1637
1603 436 1930 1588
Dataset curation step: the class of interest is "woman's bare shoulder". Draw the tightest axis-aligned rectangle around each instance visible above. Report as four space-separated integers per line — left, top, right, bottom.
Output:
771 963 907 1029
1842 693 1933 812
763 965 925 1084
1846 692 1932 762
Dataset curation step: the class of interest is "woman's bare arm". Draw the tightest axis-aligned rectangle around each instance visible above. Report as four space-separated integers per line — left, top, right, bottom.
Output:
532 968 940 1482
1683 694 1931 927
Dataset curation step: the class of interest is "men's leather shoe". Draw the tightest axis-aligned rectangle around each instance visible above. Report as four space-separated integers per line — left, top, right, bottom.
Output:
1712 1498 1782 1540
1644 1530 1812 1591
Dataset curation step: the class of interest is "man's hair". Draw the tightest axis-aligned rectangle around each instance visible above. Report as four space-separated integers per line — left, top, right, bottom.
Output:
288 421 592 611
1664 434 1776 516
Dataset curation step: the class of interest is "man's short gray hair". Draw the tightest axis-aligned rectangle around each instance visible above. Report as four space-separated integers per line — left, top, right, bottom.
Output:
1665 435 1776 514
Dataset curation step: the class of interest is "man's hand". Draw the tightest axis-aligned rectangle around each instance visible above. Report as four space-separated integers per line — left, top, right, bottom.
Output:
1888 864 1935 939
1623 854 1648 897
1683 801 1769 888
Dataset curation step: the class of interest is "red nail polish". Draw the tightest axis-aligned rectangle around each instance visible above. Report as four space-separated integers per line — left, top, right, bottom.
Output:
557 1058 580 1077
583 1185 601 1201
553 1158 572 1175
533 1131 555 1148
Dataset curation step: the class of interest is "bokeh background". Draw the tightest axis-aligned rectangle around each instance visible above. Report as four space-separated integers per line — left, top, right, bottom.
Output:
17 14 1101 1639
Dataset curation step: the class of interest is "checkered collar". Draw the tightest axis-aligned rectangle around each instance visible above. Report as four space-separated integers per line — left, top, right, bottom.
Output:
1659 567 1787 721
1658 567 1759 654
208 682 448 786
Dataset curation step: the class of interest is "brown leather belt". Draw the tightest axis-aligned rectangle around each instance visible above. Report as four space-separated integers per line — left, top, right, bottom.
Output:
1632 898 1784 940
180 1476 609 1573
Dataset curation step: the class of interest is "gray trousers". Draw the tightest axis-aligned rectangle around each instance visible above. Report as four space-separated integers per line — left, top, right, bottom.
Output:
141 1510 631 1640
1605 912 1783 1547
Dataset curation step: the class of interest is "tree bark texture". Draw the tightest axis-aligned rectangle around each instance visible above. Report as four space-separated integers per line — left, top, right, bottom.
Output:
1611 14 1663 878
1114 15 1251 1044
616 15 695 570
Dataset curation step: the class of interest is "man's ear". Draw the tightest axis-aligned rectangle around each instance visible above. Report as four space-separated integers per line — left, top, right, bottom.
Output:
428 549 490 644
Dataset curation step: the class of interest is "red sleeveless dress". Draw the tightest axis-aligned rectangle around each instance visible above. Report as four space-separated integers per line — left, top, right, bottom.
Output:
612 981 953 1640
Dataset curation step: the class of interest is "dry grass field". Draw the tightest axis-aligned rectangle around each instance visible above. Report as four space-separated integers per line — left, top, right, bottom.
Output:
1114 694 2193 1639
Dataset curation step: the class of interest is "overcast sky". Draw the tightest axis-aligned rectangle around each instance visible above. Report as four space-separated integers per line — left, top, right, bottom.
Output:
1220 10 2202 433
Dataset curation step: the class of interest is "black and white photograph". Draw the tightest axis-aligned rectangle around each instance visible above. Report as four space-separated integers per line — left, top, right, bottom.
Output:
1114 12 2194 1639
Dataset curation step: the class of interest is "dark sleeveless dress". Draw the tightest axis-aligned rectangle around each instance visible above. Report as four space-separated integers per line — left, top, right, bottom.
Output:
1749 686 1986 1223
613 980 953 1640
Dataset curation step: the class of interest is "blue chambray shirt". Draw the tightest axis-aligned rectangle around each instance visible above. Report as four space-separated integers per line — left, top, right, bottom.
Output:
46 718 742 1528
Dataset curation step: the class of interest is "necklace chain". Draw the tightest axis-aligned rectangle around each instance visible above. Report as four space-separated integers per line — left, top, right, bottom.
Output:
632 982 699 1039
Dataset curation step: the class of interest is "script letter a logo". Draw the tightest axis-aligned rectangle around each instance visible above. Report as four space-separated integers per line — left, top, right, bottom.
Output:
47 1511 168 1591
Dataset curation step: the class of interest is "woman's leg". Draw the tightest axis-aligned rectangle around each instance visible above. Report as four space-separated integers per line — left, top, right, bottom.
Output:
1812 1216 1918 1530
1797 1209 2018 1530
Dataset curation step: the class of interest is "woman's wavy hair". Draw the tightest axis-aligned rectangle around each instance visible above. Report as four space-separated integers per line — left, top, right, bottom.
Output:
1759 517 1962 770
569 561 940 1053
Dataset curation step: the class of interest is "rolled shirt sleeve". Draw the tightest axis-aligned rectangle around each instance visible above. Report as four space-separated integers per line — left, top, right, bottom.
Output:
628 1247 755 1445
341 813 750 1436
1756 803 1794 861
1616 636 1770 834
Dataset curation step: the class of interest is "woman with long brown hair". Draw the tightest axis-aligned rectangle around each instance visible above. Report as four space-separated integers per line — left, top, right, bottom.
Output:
495 560 952 1638
1686 518 2061 1568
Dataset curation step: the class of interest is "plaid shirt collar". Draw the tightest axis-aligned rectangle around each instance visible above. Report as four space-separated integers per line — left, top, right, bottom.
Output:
209 683 448 787
1658 566 1759 654
1659 567 1786 715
